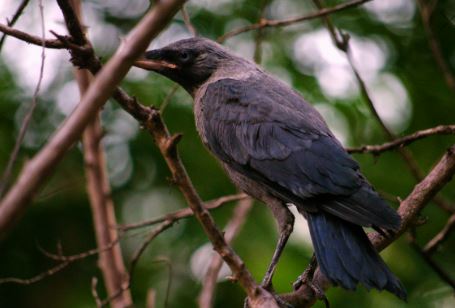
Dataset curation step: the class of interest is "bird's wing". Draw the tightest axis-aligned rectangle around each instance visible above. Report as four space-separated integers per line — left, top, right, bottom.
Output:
201 77 399 228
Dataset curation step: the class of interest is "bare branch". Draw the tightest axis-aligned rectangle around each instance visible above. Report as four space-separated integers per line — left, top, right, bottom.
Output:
119 193 248 231
312 0 454 213
370 145 455 250
0 0 187 236
424 213 455 254
347 125 455 154
416 0 455 93
408 232 455 290
218 0 371 43
0 260 70 285
0 22 64 49
282 145 455 306
0 0 46 197
0 0 30 50
142 109 278 306
181 5 197 36
69 0 132 306
198 198 253 308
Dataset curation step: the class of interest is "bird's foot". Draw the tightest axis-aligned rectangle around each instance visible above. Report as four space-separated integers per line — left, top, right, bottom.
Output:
292 275 329 308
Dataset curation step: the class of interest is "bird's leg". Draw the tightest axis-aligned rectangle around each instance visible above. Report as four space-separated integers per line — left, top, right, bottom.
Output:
261 202 294 290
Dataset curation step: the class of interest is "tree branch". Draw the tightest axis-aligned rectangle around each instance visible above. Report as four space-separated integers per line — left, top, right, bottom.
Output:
0 0 46 197
347 125 455 154
119 193 248 231
0 0 187 236
423 213 455 254
218 0 371 43
0 0 30 50
282 145 455 306
416 0 455 93
0 22 64 49
198 197 253 308
312 0 454 213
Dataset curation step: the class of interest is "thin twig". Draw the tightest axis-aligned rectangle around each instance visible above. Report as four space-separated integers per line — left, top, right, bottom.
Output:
97 222 174 308
0 0 30 51
218 0 371 43
91 277 103 308
181 5 197 36
416 0 455 93
159 84 179 114
312 0 454 213
424 213 455 254
0 260 70 285
0 22 64 48
347 125 455 154
0 0 46 198
408 232 455 290
119 193 248 231
151 257 173 308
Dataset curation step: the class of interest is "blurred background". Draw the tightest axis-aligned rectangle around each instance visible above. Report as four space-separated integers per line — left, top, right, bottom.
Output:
0 0 454 307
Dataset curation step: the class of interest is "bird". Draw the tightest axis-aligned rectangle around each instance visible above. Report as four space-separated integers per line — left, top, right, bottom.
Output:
133 37 407 300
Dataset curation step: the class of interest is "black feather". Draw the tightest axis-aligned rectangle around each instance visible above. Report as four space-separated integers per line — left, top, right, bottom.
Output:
306 211 407 300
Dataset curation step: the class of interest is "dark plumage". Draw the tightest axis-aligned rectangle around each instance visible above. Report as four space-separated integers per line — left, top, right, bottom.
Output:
134 37 406 300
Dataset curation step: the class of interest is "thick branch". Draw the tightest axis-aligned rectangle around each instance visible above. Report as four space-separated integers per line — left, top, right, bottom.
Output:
0 0 186 236
370 145 455 250
77 44 132 308
347 125 455 154
142 109 277 306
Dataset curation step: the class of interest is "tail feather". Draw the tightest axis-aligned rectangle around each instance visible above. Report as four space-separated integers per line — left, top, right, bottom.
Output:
306 211 407 300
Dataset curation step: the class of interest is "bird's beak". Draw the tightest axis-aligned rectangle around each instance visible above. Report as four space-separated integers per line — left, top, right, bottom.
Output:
133 57 177 71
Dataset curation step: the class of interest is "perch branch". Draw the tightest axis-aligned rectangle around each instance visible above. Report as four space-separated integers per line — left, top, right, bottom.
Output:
198 197 254 308
282 145 455 306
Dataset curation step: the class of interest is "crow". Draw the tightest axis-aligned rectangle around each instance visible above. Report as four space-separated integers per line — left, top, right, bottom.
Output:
134 37 406 300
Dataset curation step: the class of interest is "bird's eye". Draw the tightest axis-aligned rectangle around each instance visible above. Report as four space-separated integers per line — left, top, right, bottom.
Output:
179 51 190 62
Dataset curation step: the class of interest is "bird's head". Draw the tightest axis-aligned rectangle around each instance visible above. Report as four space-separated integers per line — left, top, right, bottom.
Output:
134 37 232 95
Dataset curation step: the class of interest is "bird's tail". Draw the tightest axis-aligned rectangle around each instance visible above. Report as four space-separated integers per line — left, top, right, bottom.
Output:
305 211 407 300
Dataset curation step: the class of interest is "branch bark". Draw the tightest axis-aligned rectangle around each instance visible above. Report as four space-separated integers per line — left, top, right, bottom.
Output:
75 34 133 308
347 125 455 154
198 197 253 308
0 0 187 236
